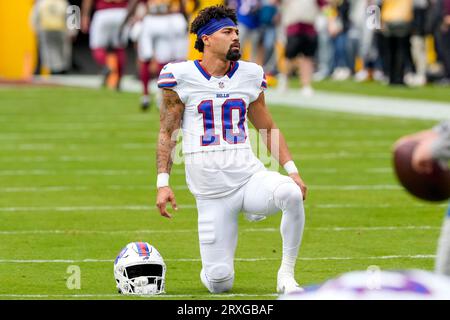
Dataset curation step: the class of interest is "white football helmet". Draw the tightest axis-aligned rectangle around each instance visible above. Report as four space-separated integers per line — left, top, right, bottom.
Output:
114 242 166 295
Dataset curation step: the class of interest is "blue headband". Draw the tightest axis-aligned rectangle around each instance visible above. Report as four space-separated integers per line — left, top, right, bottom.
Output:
196 18 237 38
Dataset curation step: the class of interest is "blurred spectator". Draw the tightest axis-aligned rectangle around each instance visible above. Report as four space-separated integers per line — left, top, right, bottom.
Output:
259 0 280 75
278 0 327 96
404 0 429 86
228 0 263 63
31 0 73 74
439 0 450 83
329 0 352 81
380 0 414 85
349 0 384 82
81 0 129 90
313 3 334 81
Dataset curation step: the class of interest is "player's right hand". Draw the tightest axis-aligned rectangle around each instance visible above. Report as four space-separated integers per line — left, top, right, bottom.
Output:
156 187 178 219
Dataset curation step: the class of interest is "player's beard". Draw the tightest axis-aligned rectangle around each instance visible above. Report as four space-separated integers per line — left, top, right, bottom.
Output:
226 44 241 61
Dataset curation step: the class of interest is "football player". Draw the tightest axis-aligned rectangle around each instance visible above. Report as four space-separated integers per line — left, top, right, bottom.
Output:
397 121 450 276
81 0 129 90
155 5 307 294
121 0 198 110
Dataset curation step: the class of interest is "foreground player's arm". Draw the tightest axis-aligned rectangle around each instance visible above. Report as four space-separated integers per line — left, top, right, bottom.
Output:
81 0 94 33
248 92 307 199
156 89 185 218
410 121 450 173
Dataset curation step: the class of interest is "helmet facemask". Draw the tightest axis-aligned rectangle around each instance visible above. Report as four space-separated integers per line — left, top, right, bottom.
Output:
114 242 166 295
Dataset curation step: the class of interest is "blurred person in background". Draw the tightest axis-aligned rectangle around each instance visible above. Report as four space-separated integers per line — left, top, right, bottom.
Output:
313 1 334 81
278 0 327 96
81 0 129 90
328 0 352 81
31 0 73 75
380 0 414 85
438 0 450 83
404 0 430 87
350 0 385 83
227 0 263 64
121 0 196 110
259 0 280 76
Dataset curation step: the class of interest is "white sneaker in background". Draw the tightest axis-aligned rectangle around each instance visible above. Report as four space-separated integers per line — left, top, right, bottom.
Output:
300 86 314 97
354 69 369 82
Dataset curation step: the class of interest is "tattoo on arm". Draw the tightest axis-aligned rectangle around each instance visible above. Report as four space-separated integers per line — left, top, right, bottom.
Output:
157 89 184 174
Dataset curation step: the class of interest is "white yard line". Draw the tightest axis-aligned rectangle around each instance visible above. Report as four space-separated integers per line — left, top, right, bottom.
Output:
0 226 439 235
0 202 443 213
0 184 401 193
0 167 394 176
265 90 450 121
33 75 450 120
0 254 436 264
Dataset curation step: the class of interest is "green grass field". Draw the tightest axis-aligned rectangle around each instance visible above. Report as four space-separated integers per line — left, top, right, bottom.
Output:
0 86 447 300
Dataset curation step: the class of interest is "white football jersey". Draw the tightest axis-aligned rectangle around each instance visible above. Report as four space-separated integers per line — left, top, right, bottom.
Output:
158 60 268 198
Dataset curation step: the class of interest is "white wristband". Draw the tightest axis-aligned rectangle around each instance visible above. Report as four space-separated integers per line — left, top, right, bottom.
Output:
283 160 298 174
157 173 170 188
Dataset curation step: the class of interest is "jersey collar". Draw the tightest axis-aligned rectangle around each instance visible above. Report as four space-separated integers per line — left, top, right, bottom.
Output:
194 60 239 80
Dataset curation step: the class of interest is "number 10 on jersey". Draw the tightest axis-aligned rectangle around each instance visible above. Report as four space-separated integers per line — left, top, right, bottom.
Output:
198 98 247 146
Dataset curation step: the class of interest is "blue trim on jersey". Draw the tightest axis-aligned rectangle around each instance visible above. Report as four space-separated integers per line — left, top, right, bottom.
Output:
158 82 177 88
158 73 175 80
195 60 239 80
227 61 239 78
194 60 211 80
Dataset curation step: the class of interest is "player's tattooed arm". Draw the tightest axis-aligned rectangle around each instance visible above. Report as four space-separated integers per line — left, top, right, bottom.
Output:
157 89 185 175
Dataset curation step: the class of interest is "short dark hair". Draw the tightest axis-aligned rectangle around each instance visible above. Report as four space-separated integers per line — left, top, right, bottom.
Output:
190 5 238 53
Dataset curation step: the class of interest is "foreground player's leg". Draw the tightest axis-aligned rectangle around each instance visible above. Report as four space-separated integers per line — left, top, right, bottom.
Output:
243 171 305 294
435 204 450 276
274 181 305 293
196 193 241 293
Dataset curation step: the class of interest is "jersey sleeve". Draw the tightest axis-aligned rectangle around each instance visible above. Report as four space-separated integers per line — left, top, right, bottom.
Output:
157 63 178 90
249 64 267 103
157 63 189 104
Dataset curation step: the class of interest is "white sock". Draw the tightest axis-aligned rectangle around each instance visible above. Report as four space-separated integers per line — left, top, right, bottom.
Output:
274 183 305 277
436 215 450 276
279 255 297 276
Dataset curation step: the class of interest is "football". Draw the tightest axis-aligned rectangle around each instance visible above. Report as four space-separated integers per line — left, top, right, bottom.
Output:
393 139 450 202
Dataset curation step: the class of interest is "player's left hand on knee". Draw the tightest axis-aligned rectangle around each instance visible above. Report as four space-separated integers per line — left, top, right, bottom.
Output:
288 173 307 201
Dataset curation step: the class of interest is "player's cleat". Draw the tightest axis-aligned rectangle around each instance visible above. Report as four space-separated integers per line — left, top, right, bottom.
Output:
277 272 304 294
141 95 151 111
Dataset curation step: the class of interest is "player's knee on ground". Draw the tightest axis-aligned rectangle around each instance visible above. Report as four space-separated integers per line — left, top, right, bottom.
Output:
274 182 303 212
200 264 234 293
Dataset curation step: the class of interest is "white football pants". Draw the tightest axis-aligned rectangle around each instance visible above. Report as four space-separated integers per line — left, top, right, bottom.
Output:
196 170 305 293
